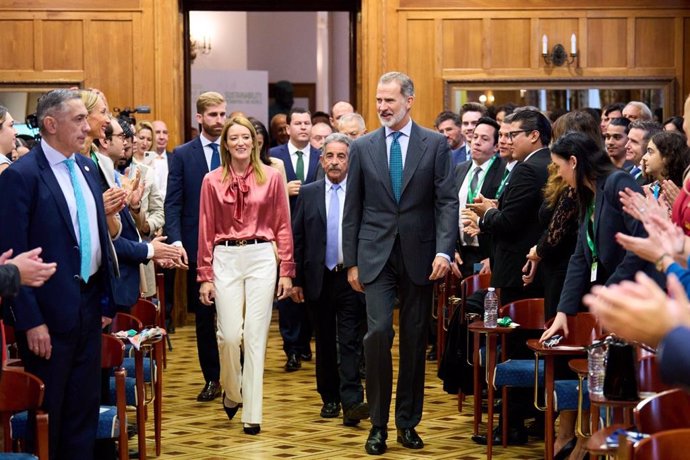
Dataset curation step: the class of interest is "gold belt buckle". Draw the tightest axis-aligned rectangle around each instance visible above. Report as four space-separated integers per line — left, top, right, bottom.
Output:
237 240 247 246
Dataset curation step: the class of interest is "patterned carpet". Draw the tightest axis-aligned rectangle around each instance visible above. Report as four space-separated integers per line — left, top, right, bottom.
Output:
151 310 544 459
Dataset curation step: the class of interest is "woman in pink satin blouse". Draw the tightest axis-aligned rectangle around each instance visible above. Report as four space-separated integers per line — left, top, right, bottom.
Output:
197 116 294 435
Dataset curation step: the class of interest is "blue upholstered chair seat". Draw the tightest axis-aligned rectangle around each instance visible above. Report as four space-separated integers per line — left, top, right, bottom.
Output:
478 345 501 367
11 406 123 441
123 356 156 383
493 359 544 388
97 405 122 439
554 379 590 411
110 376 138 406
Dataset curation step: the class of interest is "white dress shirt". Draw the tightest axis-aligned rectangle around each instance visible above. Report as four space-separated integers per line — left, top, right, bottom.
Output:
200 133 220 172
384 118 413 166
151 150 169 199
43 139 102 277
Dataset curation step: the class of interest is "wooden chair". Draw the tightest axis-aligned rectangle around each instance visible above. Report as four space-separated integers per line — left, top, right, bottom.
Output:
155 272 172 366
0 368 48 460
637 355 672 395
101 334 129 460
128 299 164 458
632 428 690 459
457 273 492 412
481 298 545 459
527 312 602 460
435 271 460 366
634 388 690 433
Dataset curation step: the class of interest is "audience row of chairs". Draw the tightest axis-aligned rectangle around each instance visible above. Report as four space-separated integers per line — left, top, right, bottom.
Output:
0 273 167 459
436 272 690 460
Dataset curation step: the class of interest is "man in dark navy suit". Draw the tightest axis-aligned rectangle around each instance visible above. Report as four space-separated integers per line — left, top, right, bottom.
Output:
270 107 321 371
165 91 226 401
291 133 369 426
0 89 116 459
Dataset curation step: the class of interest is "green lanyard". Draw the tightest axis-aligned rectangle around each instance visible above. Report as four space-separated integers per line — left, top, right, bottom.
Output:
585 200 597 260
467 156 496 204
496 167 510 198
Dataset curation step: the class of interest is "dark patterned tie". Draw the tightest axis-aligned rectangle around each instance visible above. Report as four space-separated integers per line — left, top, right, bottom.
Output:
389 132 403 202
295 151 305 182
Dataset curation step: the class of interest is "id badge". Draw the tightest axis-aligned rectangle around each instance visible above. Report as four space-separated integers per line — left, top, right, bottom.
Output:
590 261 598 282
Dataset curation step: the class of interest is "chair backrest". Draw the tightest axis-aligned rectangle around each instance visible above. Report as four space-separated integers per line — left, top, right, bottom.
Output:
544 312 601 347
0 368 44 412
111 312 143 333
102 334 126 369
131 298 159 328
634 388 690 433
499 298 545 330
636 355 672 394
633 428 690 459
461 273 492 301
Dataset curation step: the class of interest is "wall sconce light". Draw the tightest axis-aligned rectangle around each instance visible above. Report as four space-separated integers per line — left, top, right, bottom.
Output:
542 34 578 67
189 34 212 62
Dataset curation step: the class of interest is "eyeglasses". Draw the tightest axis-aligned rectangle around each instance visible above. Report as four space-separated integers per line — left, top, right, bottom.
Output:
506 130 530 141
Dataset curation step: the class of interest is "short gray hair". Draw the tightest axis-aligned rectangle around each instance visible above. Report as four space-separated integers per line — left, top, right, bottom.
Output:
37 89 81 132
379 72 415 98
625 101 653 121
322 132 352 151
338 112 366 131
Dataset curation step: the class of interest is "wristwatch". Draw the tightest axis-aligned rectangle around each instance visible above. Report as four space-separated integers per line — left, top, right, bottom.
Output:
655 253 670 272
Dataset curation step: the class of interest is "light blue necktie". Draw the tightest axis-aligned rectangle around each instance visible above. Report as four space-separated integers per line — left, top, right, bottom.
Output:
64 158 92 282
325 184 340 270
389 132 403 202
210 143 220 170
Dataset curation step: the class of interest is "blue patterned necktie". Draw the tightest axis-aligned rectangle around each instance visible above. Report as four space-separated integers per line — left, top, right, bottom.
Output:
325 183 341 270
64 158 92 282
389 132 403 202
209 143 220 170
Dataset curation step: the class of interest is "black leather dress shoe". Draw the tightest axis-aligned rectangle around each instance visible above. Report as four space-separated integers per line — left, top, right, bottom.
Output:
365 426 387 455
320 401 340 418
285 353 301 372
196 381 222 402
222 392 239 420
300 351 313 361
243 424 261 435
426 345 437 361
344 402 370 421
471 426 528 446
397 427 424 449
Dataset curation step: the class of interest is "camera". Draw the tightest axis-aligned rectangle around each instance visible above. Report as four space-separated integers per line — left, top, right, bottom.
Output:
114 106 151 126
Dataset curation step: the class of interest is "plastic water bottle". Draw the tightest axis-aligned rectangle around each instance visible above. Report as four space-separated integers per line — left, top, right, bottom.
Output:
483 287 498 328
588 342 606 396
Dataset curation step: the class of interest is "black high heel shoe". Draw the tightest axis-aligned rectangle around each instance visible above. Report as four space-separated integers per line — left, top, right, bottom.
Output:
554 437 577 460
222 392 239 420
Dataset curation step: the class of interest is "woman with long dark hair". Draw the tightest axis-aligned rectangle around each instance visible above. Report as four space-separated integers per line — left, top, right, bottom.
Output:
541 131 664 342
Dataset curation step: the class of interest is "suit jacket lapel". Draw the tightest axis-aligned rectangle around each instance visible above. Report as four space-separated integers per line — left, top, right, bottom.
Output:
192 138 208 175
37 147 78 244
280 145 297 180
307 146 321 183
455 161 470 188
480 156 502 196
368 129 394 200
594 175 606 246
317 180 327 225
401 123 426 197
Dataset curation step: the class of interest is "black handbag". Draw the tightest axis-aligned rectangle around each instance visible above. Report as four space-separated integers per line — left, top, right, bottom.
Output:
603 337 639 401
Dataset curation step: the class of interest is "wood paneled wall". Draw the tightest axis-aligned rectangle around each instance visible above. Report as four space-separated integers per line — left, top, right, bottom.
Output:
1 0 689 142
0 0 184 148
358 0 690 128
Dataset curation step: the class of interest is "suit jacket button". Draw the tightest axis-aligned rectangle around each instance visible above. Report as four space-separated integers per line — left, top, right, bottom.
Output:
74 275 80 281
74 246 80 251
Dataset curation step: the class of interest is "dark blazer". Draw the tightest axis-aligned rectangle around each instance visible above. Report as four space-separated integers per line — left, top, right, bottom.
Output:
292 179 329 301
0 145 114 333
164 137 209 264
269 143 321 209
480 147 551 288
111 209 149 307
557 171 664 315
343 123 459 285
0 264 20 298
455 155 506 256
451 145 468 167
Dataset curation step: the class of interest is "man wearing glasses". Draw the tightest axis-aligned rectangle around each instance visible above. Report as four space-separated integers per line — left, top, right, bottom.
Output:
468 108 551 306
467 108 552 445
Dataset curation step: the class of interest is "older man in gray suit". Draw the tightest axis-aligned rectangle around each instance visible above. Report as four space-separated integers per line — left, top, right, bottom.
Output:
343 72 458 455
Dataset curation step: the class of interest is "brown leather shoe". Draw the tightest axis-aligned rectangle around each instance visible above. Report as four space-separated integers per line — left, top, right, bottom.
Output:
196 381 222 402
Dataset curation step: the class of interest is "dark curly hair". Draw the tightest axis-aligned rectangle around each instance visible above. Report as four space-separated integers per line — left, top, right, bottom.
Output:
650 131 690 186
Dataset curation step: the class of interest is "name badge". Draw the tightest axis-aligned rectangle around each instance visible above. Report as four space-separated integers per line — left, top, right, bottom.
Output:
590 261 598 283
